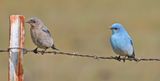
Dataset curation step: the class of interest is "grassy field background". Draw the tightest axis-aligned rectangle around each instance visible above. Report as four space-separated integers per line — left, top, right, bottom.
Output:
0 0 160 81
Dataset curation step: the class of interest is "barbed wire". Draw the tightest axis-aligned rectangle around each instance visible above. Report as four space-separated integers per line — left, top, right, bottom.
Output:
0 48 160 62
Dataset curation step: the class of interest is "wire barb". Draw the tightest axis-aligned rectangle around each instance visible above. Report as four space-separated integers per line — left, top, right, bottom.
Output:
0 48 160 62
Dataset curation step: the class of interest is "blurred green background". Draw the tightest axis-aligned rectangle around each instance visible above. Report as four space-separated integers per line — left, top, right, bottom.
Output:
1 0 160 81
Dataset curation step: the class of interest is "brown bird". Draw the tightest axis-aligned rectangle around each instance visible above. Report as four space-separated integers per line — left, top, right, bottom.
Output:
26 17 58 54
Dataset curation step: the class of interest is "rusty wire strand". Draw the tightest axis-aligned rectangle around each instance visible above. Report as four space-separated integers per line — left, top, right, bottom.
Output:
0 48 160 62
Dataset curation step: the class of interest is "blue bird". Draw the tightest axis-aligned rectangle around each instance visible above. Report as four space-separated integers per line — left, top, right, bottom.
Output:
110 23 135 60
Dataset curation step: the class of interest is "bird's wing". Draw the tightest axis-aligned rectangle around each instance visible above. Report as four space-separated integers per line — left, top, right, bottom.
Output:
130 39 133 46
42 27 52 37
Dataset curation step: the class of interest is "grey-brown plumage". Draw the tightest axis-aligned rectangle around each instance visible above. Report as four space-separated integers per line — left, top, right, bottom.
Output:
26 17 58 54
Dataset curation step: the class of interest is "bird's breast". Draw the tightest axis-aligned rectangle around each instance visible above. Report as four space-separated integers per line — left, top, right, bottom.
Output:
110 34 133 56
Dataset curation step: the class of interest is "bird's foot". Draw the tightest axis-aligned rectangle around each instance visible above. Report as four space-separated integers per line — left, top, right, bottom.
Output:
33 48 38 54
122 56 127 62
115 56 121 61
40 48 47 55
40 51 45 55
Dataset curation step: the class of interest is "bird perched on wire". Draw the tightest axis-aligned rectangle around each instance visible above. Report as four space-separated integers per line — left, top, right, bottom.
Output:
110 23 135 61
26 17 58 54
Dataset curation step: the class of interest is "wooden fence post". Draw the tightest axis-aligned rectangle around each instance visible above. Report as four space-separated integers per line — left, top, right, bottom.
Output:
9 15 25 81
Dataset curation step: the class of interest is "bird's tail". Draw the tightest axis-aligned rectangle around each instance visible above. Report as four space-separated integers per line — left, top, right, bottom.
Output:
128 52 135 58
51 44 59 50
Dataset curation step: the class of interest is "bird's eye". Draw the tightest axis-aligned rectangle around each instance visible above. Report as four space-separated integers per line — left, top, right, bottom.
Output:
114 28 118 30
31 20 36 23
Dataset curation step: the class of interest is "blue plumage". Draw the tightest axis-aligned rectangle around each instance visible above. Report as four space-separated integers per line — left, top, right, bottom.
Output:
110 23 135 58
